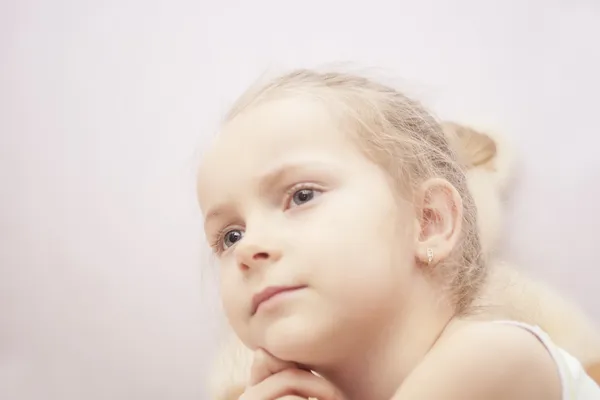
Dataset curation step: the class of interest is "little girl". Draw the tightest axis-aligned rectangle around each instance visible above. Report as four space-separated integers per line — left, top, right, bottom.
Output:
196 69 600 400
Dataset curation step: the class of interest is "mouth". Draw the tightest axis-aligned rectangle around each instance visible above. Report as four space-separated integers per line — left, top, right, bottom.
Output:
251 285 307 315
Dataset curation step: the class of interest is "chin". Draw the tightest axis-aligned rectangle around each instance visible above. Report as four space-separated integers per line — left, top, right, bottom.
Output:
259 313 341 365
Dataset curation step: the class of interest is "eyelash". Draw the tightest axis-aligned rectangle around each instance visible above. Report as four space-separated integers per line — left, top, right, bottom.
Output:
283 182 322 208
210 226 232 255
210 182 324 255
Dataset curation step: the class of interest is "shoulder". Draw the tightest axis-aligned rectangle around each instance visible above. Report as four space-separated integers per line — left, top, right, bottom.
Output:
393 320 562 400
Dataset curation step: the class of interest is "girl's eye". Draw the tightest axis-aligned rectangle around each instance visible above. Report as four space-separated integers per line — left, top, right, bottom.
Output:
290 188 321 208
222 229 244 250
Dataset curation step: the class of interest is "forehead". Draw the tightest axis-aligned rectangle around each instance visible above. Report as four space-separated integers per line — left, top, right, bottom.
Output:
217 96 348 159
197 96 361 206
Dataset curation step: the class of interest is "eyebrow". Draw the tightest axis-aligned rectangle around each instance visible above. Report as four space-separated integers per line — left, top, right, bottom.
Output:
203 206 231 233
203 159 337 230
258 160 333 192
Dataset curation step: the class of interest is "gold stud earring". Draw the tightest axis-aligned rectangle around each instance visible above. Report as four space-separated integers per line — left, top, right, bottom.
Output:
427 248 434 265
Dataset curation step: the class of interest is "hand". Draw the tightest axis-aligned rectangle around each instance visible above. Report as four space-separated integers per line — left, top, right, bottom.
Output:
240 349 344 400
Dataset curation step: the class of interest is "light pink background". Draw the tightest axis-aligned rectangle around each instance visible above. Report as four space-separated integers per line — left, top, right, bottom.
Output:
1 0 599 399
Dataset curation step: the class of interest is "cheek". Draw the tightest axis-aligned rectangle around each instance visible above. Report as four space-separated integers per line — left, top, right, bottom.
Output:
219 265 248 333
299 187 415 286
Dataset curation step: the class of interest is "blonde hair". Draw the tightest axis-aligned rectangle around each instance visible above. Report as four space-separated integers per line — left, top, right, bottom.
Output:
224 69 484 312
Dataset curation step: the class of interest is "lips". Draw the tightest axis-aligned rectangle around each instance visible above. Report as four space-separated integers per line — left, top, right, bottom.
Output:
251 285 306 315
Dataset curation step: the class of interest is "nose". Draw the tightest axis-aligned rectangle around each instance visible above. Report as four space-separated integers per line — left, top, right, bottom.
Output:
234 238 282 271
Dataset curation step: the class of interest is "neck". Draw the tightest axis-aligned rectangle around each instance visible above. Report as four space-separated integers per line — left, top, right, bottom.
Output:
308 278 456 400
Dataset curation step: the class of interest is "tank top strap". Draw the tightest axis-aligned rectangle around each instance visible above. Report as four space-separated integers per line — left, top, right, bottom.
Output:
493 320 600 400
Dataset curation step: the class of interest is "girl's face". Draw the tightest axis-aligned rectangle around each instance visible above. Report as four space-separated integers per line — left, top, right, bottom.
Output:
197 97 419 364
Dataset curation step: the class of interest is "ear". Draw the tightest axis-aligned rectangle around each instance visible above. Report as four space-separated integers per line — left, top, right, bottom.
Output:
441 121 515 194
441 121 497 169
413 178 463 266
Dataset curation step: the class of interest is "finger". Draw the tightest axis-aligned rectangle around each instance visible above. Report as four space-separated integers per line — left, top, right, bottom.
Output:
243 368 342 400
249 348 298 386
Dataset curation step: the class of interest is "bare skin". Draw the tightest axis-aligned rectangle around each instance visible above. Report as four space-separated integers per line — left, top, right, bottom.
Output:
208 120 600 400
198 98 564 400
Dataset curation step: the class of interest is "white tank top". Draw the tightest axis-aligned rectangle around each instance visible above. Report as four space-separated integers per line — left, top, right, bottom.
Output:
495 320 600 399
